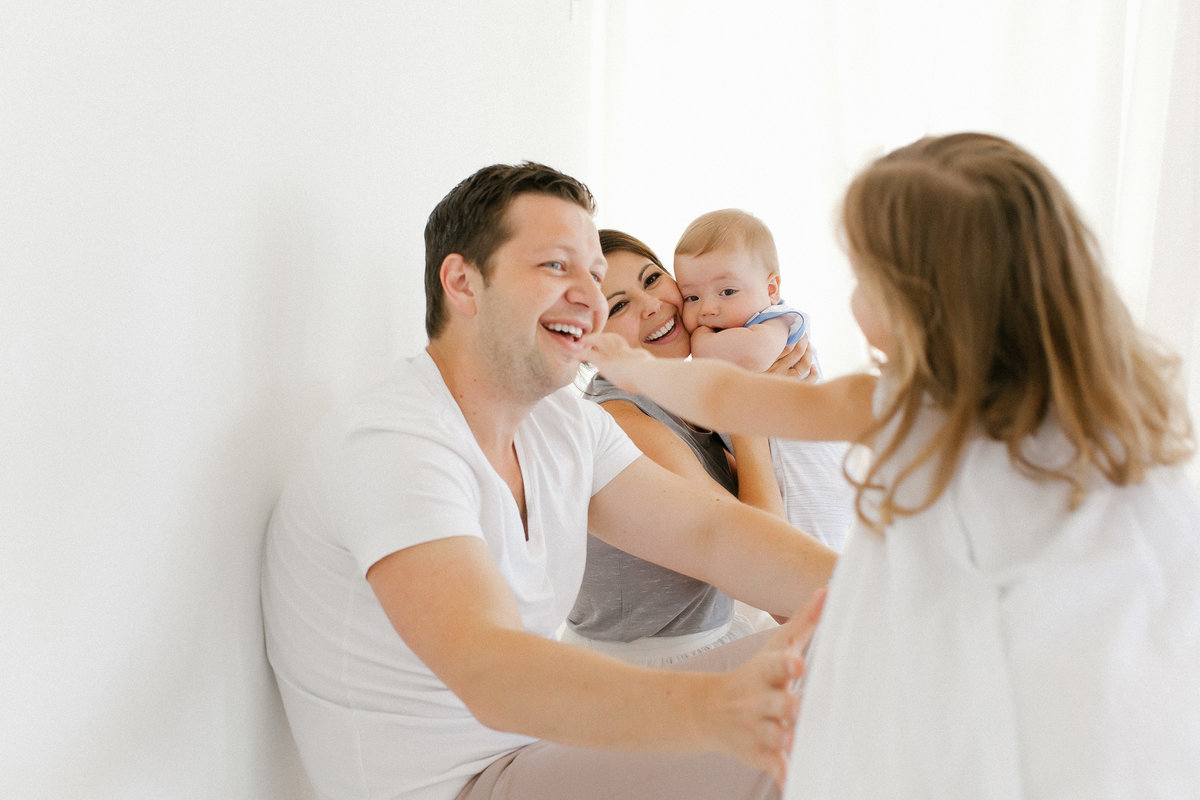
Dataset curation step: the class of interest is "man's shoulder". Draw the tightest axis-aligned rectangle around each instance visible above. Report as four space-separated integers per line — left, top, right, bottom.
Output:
529 384 611 433
525 384 638 457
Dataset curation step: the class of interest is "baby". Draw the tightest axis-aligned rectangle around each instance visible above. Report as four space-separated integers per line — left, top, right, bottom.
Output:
674 209 852 550
675 208 811 375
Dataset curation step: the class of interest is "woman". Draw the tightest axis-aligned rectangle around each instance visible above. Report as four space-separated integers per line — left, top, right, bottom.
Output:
562 229 815 666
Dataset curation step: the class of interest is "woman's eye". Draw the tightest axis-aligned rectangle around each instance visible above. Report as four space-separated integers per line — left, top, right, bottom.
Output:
644 272 660 288
608 300 627 317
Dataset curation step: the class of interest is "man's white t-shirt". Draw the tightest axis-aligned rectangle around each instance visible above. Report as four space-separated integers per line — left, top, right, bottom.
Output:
261 351 642 800
784 400 1200 799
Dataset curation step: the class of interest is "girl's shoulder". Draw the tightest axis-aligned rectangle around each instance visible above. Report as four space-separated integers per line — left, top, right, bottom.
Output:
948 421 1200 576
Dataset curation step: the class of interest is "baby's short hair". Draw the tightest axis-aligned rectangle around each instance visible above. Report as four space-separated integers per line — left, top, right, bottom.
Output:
674 208 780 276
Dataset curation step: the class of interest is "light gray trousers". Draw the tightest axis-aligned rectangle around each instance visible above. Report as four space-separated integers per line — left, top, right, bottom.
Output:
454 629 780 800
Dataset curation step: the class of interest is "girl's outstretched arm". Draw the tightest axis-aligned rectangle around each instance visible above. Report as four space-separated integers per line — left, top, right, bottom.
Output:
585 332 877 442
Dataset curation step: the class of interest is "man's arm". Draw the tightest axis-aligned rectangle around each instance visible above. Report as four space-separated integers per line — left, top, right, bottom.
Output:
366 535 818 786
588 455 836 617
690 316 791 372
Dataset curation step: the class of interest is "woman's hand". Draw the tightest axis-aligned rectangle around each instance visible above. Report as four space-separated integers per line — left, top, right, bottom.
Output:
766 334 818 382
696 587 827 787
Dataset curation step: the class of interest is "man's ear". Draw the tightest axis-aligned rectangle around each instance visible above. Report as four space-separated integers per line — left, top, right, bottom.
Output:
440 254 480 317
766 272 782 304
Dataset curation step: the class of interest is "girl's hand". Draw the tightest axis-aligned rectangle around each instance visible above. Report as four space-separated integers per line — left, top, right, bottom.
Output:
697 587 827 787
583 332 654 391
766 334 817 382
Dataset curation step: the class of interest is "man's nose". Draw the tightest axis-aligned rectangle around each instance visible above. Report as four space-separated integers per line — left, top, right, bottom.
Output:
569 270 606 316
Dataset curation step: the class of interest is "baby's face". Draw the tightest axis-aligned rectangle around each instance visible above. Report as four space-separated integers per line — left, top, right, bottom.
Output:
674 246 776 333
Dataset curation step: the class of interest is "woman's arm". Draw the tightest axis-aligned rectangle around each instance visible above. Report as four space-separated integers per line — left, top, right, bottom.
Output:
602 397 785 516
586 333 877 442
727 434 785 517
730 334 821 518
600 399 736 500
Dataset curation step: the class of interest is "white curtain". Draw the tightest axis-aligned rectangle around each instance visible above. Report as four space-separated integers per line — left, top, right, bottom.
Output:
596 0 1199 478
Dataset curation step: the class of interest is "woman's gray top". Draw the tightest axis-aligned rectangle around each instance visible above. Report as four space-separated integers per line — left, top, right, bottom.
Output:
566 374 737 641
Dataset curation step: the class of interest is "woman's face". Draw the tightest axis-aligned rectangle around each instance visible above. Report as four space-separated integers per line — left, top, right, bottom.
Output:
599 249 691 359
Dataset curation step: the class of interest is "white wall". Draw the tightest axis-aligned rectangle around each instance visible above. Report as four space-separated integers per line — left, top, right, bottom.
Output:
0 2 600 796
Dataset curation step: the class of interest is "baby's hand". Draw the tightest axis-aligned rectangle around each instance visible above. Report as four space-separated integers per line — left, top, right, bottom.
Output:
583 333 654 391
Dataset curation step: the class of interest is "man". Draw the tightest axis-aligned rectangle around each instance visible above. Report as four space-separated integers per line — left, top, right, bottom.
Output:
261 162 835 800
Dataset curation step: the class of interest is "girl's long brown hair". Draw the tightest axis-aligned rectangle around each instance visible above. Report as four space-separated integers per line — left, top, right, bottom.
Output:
843 133 1193 526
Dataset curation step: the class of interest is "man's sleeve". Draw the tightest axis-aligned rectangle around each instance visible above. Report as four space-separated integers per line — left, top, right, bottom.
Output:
326 425 486 576
580 398 643 497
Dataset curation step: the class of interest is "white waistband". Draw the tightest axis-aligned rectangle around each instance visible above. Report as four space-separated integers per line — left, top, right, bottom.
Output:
559 616 755 668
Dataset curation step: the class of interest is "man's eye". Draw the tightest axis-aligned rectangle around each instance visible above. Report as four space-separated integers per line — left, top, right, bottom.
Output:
608 300 627 317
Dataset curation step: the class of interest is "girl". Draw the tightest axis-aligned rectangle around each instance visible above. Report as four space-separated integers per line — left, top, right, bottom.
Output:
586 132 1200 797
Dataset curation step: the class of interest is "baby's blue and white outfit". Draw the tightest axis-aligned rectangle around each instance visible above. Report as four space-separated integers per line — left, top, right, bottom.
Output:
745 301 808 347
739 301 853 551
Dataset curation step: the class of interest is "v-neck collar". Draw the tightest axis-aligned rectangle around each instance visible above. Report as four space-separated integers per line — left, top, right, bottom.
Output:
413 351 546 557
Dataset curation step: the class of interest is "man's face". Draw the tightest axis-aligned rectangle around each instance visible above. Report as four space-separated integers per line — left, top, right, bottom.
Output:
473 193 607 402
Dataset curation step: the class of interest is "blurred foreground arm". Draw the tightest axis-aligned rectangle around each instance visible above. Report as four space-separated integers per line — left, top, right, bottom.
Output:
586 332 876 442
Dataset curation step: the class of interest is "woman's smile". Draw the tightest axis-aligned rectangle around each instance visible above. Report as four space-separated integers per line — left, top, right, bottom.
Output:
645 316 677 343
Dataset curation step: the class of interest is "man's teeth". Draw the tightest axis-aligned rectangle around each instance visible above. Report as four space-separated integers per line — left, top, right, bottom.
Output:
546 323 583 339
646 317 675 342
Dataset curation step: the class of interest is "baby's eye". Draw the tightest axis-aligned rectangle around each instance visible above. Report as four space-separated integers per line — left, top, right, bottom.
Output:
608 299 628 317
719 288 738 297
682 295 698 303
544 260 566 271
591 271 603 283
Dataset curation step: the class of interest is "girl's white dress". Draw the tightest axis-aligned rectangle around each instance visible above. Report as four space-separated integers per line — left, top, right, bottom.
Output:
785 401 1200 799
